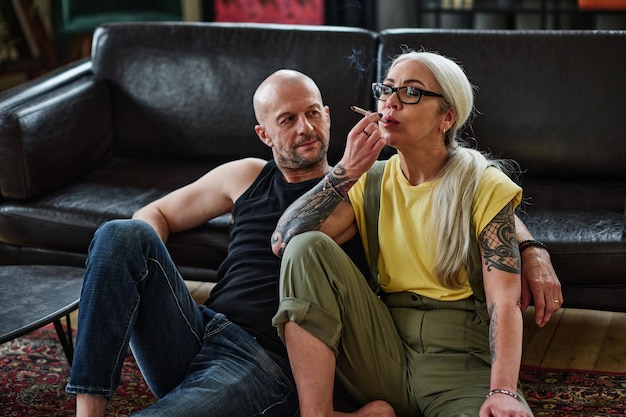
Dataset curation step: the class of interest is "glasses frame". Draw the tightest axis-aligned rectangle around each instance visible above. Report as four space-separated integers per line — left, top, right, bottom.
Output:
372 83 444 105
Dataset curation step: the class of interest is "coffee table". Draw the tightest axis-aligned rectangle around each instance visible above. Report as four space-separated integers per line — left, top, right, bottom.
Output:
0 265 84 363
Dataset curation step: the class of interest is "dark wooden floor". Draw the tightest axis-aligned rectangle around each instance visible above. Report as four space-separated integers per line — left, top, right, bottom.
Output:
522 306 626 372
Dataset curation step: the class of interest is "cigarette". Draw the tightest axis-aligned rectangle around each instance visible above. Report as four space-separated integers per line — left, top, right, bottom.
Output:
350 105 371 117
350 105 387 122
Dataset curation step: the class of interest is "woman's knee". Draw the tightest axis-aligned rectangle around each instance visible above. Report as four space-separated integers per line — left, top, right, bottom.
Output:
282 231 334 262
281 231 364 290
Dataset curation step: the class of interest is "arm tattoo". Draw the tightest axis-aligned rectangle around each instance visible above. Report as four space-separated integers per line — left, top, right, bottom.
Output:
272 165 356 256
479 202 521 274
488 301 498 362
326 165 355 197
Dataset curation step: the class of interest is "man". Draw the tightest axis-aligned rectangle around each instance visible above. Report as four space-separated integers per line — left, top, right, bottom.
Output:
66 69 561 417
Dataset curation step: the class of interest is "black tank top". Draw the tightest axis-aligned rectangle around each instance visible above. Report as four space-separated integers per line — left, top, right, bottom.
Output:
204 160 321 358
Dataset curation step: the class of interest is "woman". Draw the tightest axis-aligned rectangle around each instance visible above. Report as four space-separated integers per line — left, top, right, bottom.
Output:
271 50 534 417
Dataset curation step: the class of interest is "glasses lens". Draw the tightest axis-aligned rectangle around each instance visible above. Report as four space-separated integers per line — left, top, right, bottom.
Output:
372 84 421 104
372 83 384 100
401 87 421 104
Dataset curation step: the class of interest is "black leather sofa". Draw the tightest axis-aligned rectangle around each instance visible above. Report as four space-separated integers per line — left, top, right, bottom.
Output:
0 23 624 312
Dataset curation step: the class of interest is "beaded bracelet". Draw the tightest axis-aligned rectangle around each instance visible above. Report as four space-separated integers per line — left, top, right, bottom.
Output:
519 239 548 253
486 388 522 402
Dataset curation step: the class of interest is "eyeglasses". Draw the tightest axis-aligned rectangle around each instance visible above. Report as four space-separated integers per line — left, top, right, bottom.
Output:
372 83 443 104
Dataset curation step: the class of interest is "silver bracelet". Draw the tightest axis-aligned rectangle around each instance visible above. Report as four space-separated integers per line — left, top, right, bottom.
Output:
322 175 346 201
486 389 522 402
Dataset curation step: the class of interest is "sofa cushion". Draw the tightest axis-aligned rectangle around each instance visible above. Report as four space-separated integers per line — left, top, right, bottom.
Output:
378 29 626 179
91 22 379 166
0 158 230 277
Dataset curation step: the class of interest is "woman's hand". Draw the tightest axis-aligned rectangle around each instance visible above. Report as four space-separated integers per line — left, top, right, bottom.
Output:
338 112 386 179
480 393 532 417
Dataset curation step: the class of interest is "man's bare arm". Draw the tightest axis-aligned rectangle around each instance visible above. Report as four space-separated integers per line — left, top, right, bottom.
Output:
514 215 562 327
134 158 266 243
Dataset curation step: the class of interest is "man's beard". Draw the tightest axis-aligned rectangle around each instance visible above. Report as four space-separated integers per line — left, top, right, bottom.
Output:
279 135 328 169
279 146 327 169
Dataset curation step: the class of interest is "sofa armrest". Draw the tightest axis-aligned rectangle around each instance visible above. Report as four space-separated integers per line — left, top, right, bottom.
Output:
0 61 113 200
0 59 92 108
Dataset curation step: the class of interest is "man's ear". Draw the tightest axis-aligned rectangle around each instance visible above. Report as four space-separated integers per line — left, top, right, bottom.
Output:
255 125 272 147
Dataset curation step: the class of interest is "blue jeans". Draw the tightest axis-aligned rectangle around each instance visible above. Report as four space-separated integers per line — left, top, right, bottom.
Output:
66 219 298 417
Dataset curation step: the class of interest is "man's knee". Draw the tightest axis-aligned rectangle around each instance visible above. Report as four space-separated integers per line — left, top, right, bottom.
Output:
89 219 158 261
95 218 152 238
93 219 154 245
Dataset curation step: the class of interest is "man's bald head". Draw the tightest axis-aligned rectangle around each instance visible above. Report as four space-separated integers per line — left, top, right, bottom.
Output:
253 69 323 124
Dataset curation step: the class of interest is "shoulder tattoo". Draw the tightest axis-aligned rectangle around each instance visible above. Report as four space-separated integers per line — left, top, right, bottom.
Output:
479 202 520 274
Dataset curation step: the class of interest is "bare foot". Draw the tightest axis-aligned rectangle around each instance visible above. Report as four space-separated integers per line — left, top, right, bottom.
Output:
76 394 108 417
336 400 396 417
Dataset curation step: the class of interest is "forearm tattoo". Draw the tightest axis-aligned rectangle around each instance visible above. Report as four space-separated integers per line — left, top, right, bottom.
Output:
272 165 355 256
482 203 521 363
488 301 498 362
479 202 520 274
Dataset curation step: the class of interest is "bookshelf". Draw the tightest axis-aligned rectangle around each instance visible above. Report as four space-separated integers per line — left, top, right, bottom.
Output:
0 0 57 91
416 0 626 29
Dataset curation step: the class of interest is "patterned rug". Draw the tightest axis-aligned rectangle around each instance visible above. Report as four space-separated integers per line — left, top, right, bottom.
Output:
0 324 155 416
520 365 626 417
1 325 625 416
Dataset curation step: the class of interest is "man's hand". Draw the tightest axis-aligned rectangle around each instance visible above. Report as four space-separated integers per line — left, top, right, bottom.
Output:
519 246 562 327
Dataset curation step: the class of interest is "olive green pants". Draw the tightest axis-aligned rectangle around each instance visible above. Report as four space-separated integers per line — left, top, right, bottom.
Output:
272 231 531 417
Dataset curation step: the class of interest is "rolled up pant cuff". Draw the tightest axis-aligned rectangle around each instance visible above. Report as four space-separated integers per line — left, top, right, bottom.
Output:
272 296 342 357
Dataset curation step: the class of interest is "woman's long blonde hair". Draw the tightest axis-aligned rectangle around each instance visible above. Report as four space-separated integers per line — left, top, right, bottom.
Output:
388 50 511 289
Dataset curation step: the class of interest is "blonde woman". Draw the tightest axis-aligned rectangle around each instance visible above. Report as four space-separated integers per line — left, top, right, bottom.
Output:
272 51 542 417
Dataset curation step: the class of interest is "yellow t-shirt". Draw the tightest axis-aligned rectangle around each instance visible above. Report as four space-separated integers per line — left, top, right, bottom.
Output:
348 155 522 301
